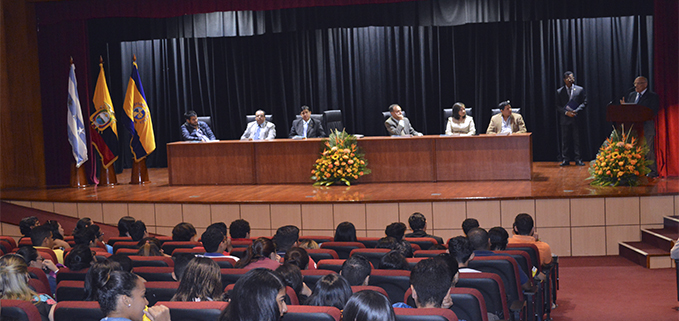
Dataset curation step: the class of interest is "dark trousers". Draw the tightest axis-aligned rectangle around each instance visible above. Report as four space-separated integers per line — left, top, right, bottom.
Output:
560 122 580 161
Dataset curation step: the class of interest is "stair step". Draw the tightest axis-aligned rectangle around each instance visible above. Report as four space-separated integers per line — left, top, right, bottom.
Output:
619 242 672 269
641 228 677 251
663 216 679 232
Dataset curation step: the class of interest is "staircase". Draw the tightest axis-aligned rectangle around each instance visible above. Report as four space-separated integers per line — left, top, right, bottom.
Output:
619 216 679 269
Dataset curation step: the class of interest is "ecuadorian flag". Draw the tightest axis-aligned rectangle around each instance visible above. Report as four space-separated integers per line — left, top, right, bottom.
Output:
122 60 155 161
90 62 119 168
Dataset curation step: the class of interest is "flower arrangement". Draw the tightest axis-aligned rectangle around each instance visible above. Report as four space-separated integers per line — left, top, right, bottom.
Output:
588 126 652 186
311 129 371 186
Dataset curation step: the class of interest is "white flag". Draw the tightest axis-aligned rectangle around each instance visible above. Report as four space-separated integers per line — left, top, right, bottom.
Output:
67 62 88 168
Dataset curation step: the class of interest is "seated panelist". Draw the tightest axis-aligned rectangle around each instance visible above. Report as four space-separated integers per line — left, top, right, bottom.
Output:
241 110 276 140
486 100 527 134
181 110 216 141
385 104 422 136
289 105 326 138
445 102 476 135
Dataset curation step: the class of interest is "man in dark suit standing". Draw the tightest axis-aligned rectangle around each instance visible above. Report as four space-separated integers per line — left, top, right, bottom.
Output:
289 105 326 138
620 76 660 177
556 71 587 166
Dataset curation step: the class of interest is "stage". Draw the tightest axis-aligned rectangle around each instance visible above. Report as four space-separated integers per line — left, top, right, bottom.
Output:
1 162 678 259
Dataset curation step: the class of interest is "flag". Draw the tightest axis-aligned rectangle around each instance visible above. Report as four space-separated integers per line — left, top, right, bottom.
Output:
67 62 88 168
90 61 119 168
122 59 155 161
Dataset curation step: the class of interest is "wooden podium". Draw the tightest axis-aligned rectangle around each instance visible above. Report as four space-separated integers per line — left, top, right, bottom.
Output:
606 104 654 136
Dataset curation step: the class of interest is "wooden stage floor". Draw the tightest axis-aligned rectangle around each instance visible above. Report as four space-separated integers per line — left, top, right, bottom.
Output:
1 162 678 204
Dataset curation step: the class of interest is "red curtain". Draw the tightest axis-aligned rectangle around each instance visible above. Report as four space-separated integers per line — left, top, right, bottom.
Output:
654 0 679 177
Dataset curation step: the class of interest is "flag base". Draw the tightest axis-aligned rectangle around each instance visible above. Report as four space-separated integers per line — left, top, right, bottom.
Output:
98 163 118 186
130 158 150 184
70 163 88 188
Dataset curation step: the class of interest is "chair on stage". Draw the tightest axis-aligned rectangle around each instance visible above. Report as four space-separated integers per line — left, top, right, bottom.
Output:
301 269 337 288
1 299 43 321
382 110 406 135
394 307 459 321
443 107 473 133
245 114 273 124
197 116 212 129
491 107 521 116
323 110 344 133
154 301 228 321
320 242 365 259
284 305 341 321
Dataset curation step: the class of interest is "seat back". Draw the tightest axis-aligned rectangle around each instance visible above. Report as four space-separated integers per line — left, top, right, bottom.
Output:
229 248 248 259
211 257 236 268
457 272 509 320
230 240 252 248
494 250 531 277
506 243 542 271
449 288 489 321
155 301 228 321
114 248 140 256
306 249 339 262
145 281 180 306
1 299 43 321
106 236 132 246
19 238 33 247
320 242 365 259
405 257 426 269
197 116 212 128
284 305 341 321
56 280 86 301
323 110 344 133
220 268 250 287
491 107 521 116
443 107 473 121
56 267 89 283
356 237 381 248
27 278 51 296
27 267 50 293
171 247 205 256
368 269 411 304
0 236 18 249
301 269 337 288
299 235 334 244
245 114 273 123
404 237 438 250
468 256 524 303
53 301 103 321
35 248 58 263
316 259 346 273
162 241 201 255
130 256 175 268
295 114 323 124
133 266 176 281
112 241 139 254
350 248 390 268
224 284 299 305
351 286 390 301
394 307 459 321
414 250 447 258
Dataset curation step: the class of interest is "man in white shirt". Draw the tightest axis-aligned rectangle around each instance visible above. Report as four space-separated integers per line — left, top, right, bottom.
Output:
241 110 276 140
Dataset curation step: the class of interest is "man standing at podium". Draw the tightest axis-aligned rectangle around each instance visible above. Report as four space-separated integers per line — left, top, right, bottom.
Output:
620 76 659 177
556 71 587 166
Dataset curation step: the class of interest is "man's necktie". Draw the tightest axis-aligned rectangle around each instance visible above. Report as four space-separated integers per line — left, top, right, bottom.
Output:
254 126 261 140
635 93 641 104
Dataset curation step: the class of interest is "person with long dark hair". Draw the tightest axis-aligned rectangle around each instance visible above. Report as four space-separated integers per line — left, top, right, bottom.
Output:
445 102 476 136
235 237 281 270
84 260 123 301
275 263 312 304
343 290 396 321
334 222 357 242
171 257 223 302
97 270 170 321
305 273 353 310
219 268 287 321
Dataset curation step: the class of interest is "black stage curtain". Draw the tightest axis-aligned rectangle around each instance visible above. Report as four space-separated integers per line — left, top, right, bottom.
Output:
91 15 652 169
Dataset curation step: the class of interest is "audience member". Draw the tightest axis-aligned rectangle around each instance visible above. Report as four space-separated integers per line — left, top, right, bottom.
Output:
64 244 95 271
172 257 224 302
92 225 113 253
172 222 198 242
404 213 443 244
84 260 123 301
207 222 228 239
385 223 413 257
19 216 40 240
509 213 553 265
393 257 454 309
461 218 480 236
43 220 71 249
378 250 410 271
117 216 136 237
306 273 353 310
375 236 398 250
276 263 312 304
341 255 371 286
488 227 509 251
172 253 196 281
297 239 319 250
283 247 310 270
335 222 358 242
16 246 59 295
273 225 300 256
0 254 57 321
97 270 170 321
446 236 479 273
229 219 251 240
235 237 281 270
468 228 532 291
137 237 167 257
199 228 239 261
241 109 277 140
107 254 133 273
73 217 92 236
129 220 149 242
343 290 396 321
73 225 97 247
219 268 288 321
385 104 422 136
31 225 65 264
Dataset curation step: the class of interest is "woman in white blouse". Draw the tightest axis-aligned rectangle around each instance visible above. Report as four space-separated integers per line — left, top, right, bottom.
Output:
445 102 476 135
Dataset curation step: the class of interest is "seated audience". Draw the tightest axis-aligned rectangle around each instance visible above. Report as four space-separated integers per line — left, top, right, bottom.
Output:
85 260 123 301
129 220 149 242
445 102 476 136
64 244 95 271
289 105 326 138
461 218 480 236
73 217 92 236
335 221 358 242
297 239 319 250
385 223 413 257
31 225 65 264
16 246 59 295
488 227 509 251
229 219 251 240
93 225 113 253
276 263 312 304
392 257 454 309
306 273 353 310
19 216 40 241
181 110 216 141
235 237 281 270
341 255 371 286
378 250 410 271
343 290 396 321
241 109 276 140
97 270 170 321
283 247 310 270
198 228 239 261
172 253 196 281
509 213 553 265
107 254 133 273
468 228 532 291
273 225 300 256
0 254 57 321
219 268 288 321
172 222 198 242
486 100 527 134
385 104 422 136
137 237 168 257
404 212 443 244
172 257 224 302
446 236 479 273
44 220 71 249
118 216 136 237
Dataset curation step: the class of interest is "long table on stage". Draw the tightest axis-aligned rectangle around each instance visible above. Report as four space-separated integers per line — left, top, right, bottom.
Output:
166 133 533 185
